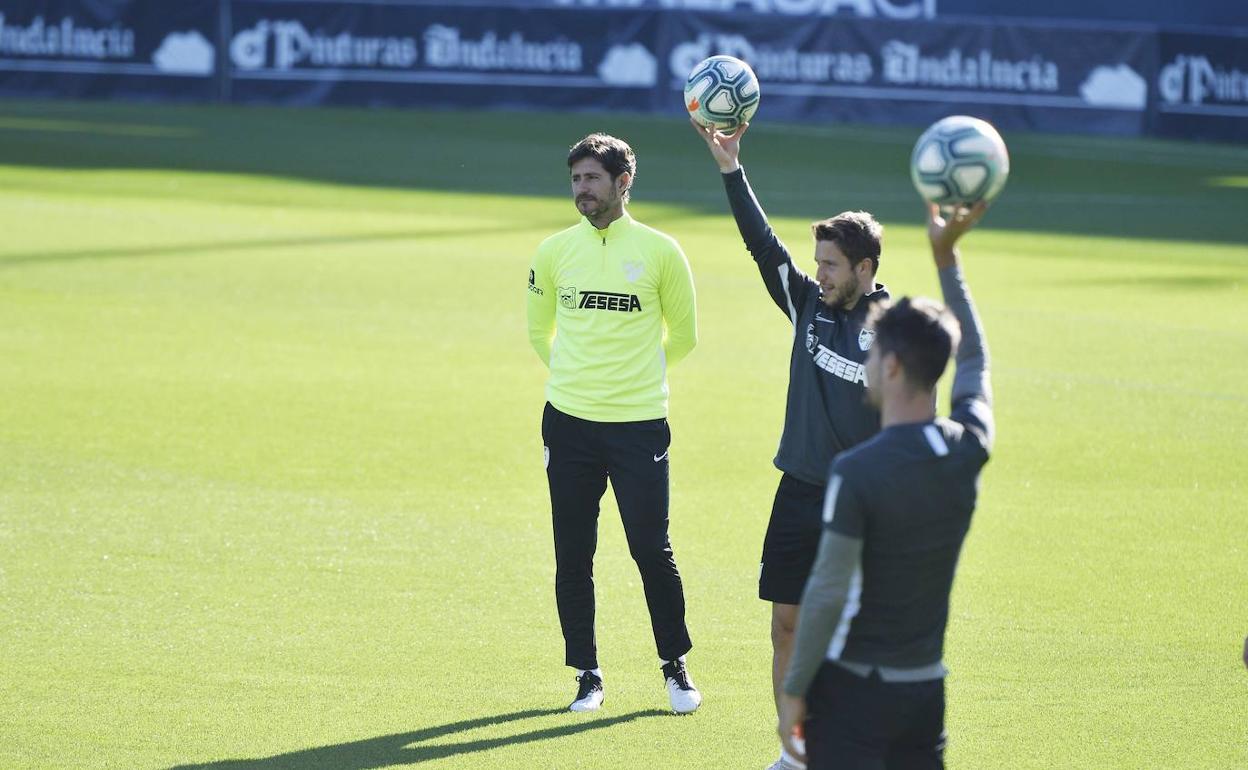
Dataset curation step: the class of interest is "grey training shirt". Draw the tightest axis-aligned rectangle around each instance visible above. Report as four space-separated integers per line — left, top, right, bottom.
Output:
722 168 888 487
784 263 994 695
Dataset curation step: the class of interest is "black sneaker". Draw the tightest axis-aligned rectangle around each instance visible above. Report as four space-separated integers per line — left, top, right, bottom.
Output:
569 671 604 712
661 659 702 714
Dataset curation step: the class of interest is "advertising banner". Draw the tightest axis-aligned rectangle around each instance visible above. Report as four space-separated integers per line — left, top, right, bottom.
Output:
660 13 1156 135
0 0 218 100
442 0 940 22
1155 30 1248 142
0 0 1244 144
420 0 1248 30
227 2 663 112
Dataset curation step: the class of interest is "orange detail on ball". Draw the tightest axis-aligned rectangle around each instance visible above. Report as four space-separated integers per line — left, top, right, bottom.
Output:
687 98 700 112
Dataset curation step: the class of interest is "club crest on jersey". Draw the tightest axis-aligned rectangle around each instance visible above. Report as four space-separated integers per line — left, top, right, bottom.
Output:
858 328 876 351
622 260 644 282
558 286 577 309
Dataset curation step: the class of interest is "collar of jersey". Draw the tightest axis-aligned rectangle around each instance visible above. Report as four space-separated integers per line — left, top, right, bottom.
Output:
837 283 890 320
580 210 634 240
851 283 890 317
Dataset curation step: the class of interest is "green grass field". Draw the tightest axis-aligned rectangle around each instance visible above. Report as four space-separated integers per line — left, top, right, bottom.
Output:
1 99 1246 769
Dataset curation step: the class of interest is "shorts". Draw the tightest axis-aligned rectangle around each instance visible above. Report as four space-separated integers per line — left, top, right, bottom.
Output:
758 473 826 605
805 663 946 769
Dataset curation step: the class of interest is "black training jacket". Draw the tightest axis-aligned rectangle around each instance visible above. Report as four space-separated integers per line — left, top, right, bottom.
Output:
722 167 888 486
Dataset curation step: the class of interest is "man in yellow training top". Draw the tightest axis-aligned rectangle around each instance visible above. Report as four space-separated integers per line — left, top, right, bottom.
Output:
527 133 700 715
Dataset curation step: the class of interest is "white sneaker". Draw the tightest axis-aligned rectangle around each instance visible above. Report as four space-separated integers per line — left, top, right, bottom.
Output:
569 671 604 712
661 659 701 714
766 750 807 770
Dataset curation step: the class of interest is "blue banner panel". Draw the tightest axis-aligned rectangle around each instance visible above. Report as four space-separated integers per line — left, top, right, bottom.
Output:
227 1 663 112
419 0 1248 30
0 0 218 101
939 0 1247 28
1154 31 1248 143
658 13 1156 136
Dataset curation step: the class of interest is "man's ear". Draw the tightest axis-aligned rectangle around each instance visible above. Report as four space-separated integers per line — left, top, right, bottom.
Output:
883 350 902 381
616 171 632 196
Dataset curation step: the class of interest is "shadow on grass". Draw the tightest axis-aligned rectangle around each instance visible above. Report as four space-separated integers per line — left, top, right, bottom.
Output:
167 707 669 769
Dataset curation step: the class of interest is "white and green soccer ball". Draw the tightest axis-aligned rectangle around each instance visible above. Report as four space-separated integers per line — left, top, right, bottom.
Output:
684 55 760 131
910 115 1010 206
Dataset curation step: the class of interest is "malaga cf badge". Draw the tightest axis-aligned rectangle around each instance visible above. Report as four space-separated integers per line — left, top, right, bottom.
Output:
858 328 876 351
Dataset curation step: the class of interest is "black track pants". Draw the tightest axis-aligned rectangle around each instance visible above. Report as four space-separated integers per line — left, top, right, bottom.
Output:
542 402 693 670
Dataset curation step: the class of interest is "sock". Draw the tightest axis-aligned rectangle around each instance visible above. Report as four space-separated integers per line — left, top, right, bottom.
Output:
578 668 602 679
660 655 687 667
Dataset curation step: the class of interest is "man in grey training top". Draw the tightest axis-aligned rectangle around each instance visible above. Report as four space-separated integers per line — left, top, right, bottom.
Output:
692 120 889 770
778 201 994 769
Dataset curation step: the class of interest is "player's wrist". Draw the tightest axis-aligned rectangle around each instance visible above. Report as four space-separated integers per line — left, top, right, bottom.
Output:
931 245 958 268
719 160 741 174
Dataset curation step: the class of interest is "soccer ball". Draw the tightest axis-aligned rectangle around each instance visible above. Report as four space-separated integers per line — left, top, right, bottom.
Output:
910 116 1010 206
684 55 760 131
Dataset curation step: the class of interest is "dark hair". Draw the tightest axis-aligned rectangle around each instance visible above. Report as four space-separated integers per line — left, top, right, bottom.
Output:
567 133 637 201
811 211 883 274
868 297 960 391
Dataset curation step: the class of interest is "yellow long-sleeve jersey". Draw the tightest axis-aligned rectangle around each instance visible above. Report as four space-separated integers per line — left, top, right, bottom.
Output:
527 211 697 422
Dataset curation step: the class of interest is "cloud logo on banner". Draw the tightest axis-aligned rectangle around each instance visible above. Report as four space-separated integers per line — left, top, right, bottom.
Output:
153 31 215 75
599 44 656 87
1079 65 1147 110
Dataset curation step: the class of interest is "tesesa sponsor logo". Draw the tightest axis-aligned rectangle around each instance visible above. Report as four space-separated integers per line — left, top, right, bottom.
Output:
557 287 642 312
806 323 869 385
580 291 642 312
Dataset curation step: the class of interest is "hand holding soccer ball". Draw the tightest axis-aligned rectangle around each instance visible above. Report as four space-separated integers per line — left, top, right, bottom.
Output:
690 118 748 174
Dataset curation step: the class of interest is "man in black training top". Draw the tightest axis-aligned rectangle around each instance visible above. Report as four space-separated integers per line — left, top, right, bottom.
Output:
692 121 888 770
778 201 994 769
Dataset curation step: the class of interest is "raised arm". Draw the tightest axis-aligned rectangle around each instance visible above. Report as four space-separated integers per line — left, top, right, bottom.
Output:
690 120 817 323
928 203 994 449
